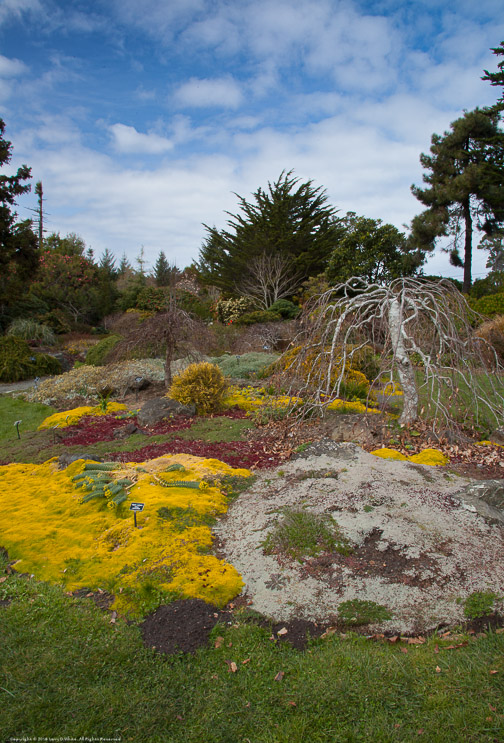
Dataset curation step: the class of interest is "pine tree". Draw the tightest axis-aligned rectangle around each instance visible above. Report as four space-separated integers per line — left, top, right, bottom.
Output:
411 108 504 293
154 250 178 286
482 41 504 112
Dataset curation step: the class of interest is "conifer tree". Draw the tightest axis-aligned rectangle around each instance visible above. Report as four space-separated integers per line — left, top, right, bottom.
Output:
411 108 504 293
198 171 342 294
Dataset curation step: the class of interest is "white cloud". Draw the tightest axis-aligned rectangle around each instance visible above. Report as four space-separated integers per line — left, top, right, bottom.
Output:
0 55 28 77
174 76 243 109
0 0 42 26
109 124 173 155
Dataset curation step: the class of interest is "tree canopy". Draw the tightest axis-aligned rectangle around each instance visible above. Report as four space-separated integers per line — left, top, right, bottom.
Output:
411 108 504 293
0 118 38 330
482 41 504 112
325 212 423 285
197 171 342 295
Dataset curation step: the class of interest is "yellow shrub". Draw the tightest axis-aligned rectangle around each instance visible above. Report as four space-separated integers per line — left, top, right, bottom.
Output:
169 362 228 415
371 447 448 466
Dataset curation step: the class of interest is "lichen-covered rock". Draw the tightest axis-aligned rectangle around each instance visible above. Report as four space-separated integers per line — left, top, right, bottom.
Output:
137 396 195 427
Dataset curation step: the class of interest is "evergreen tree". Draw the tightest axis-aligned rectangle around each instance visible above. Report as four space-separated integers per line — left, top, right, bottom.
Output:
198 171 342 294
118 252 132 275
411 108 504 293
99 247 117 280
326 213 423 285
482 41 504 112
154 250 178 286
0 118 38 329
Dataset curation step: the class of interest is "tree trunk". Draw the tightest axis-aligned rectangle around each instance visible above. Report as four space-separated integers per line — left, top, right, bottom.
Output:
164 343 173 388
388 297 418 425
463 201 472 294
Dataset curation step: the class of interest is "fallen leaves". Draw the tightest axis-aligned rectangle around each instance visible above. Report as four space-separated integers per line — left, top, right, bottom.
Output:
274 671 285 682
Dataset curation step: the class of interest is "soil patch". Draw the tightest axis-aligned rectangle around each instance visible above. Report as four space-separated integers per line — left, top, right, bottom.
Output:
140 599 232 654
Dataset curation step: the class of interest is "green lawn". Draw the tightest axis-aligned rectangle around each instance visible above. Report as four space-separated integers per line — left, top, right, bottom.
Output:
1 570 503 742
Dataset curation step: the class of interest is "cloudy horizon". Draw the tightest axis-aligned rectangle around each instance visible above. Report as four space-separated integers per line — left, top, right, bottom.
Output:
1 0 503 280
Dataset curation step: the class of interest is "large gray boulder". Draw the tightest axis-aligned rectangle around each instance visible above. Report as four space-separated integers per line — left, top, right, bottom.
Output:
136 397 195 427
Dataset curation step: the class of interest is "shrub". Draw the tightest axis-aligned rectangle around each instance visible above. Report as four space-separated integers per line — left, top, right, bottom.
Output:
468 292 504 319
85 335 122 366
0 336 38 382
6 318 56 346
278 344 372 401
235 310 282 326
169 362 228 414
208 352 279 379
214 297 253 324
135 287 169 313
33 353 62 376
474 315 504 365
268 299 300 319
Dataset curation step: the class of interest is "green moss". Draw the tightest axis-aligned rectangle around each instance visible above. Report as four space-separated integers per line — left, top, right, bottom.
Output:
337 599 392 626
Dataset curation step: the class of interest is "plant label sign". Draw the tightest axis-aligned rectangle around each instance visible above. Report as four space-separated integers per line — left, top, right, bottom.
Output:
129 502 145 512
129 502 144 527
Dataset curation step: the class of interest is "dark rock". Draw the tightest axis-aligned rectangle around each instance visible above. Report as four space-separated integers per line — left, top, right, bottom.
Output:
136 396 196 427
330 414 389 448
112 423 144 439
57 453 103 469
453 479 504 526
489 428 504 445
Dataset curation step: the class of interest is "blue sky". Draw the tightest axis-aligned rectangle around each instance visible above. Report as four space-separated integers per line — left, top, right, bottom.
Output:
1 0 503 279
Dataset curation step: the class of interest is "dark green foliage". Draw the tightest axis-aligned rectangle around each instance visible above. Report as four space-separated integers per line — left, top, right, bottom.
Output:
235 310 282 325
135 286 169 312
268 299 300 318
0 119 38 331
471 271 504 298
176 289 214 321
33 353 62 376
154 251 179 287
482 41 504 113
198 170 342 294
0 336 39 382
468 291 504 318
411 108 504 293
85 335 122 366
326 212 422 284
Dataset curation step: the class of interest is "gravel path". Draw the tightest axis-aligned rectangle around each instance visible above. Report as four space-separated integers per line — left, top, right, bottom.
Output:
214 441 504 635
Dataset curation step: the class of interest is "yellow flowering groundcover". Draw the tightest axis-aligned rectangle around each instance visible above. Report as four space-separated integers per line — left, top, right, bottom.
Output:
223 385 379 415
0 453 249 615
370 447 449 466
38 402 128 429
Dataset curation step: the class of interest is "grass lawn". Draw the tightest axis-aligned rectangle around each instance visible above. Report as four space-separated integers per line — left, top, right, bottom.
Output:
1 395 504 741
1 570 504 742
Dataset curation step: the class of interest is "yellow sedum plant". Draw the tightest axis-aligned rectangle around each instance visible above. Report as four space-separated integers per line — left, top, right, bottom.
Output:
0 453 249 615
38 402 128 429
371 447 449 466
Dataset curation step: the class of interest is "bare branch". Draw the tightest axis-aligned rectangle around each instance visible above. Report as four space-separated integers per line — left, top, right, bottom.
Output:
282 277 504 433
